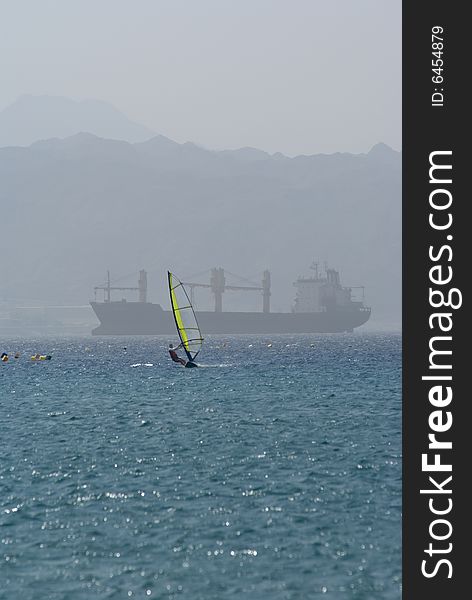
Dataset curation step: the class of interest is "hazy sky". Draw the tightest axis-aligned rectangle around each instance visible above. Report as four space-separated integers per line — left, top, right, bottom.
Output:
1 0 401 155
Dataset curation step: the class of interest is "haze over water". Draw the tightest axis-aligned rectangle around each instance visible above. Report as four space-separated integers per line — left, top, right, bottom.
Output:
1 333 401 599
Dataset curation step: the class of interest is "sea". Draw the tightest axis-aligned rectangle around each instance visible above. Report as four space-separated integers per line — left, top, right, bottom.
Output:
0 333 401 599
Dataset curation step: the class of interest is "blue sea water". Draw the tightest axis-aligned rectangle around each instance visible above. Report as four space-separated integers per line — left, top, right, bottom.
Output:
1 333 401 599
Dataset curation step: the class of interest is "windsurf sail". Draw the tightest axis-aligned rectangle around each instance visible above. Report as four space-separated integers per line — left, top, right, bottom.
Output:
168 271 203 362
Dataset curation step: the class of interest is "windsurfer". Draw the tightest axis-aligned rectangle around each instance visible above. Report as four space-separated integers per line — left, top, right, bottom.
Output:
168 343 186 366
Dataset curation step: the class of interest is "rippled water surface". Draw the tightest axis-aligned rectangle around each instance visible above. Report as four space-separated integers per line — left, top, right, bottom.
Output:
1 334 401 599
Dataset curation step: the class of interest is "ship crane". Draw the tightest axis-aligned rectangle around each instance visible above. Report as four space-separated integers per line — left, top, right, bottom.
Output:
94 270 147 303
183 268 271 313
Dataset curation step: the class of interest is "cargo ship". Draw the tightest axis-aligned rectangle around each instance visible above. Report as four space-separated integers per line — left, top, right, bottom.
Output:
90 264 371 335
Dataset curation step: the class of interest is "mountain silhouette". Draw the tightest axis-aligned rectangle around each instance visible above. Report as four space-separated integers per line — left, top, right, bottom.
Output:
0 95 155 147
0 133 401 327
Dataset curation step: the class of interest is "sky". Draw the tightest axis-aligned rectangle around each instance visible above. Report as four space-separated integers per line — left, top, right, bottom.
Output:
0 0 401 155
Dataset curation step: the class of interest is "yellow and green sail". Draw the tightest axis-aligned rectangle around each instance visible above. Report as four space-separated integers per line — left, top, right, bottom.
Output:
168 271 203 361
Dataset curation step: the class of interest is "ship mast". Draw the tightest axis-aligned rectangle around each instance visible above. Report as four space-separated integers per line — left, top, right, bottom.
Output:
94 270 147 303
183 268 271 313
310 260 319 279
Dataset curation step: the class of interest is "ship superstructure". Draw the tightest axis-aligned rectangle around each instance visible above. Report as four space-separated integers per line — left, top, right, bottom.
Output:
293 262 365 313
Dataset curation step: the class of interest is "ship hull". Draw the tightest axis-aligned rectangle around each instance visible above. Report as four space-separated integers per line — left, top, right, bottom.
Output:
90 302 371 335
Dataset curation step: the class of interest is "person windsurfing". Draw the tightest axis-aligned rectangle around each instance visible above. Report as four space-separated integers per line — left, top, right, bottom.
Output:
168 343 187 366
167 272 202 368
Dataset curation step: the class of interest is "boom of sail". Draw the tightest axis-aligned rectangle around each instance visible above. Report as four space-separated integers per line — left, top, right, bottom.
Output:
167 271 203 362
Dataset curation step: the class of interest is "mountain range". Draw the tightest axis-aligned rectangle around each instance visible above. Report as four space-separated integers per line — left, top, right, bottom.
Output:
0 95 155 147
0 96 401 327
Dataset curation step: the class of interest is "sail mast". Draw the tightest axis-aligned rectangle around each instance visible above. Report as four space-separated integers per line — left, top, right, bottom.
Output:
168 271 203 362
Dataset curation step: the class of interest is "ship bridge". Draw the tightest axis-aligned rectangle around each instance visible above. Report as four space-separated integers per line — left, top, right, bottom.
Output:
293 262 366 313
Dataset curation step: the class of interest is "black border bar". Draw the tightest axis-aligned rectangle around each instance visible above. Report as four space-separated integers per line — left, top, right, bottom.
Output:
403 2 466 597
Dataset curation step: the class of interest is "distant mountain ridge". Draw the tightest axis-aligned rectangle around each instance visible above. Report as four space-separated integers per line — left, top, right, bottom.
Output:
0 95 156 147
0 131 401 327
0 94 400 161
4 128 399 168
